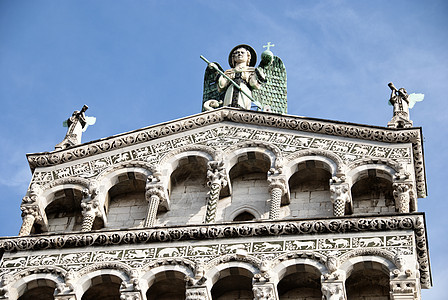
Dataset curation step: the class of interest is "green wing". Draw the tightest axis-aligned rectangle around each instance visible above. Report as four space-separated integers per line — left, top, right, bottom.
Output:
202 62 225 112
252 56 287 114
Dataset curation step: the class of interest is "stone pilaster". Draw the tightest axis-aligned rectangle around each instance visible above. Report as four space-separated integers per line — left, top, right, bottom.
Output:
393 182 414 213
252 283 278 300
144 182 166 227
18 205 41 236
205 161 227 223
329 180 351 217
267 176 287 220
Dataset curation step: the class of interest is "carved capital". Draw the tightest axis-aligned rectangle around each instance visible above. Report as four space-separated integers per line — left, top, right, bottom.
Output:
330 183 351 217
185 287 209 300
321 282 346 300
267 176 287 194
145 183 167 203
207 160 228 188
253 283 277 300
393 182 414 213
390 278 420 300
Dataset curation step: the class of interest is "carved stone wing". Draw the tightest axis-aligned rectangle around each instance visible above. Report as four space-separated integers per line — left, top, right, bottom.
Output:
252 56 287 114
202 62 225 112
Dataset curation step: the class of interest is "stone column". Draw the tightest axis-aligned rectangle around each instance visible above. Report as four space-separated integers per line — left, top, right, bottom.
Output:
329 181 351 217
205 161 227 223
321 281 346 300
18 205 41 236
267 176 287 220
393 182 414 213
321 256 347 300
252 283 278 300
144 183 166 227
80 188 102 232
390 254 420 300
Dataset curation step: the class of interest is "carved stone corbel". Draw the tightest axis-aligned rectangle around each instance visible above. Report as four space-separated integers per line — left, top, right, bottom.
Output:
267 175 287 220
252 283 277 300
329 178 352 217
144 179 167 227
321 282 346 300
204 161 227 223
393 182 415 213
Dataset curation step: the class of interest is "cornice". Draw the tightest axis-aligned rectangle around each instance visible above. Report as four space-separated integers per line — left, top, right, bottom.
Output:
0 214 431 288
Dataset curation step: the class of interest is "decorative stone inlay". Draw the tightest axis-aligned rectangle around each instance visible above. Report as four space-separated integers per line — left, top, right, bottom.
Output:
25 108 425 198
0 214 430 288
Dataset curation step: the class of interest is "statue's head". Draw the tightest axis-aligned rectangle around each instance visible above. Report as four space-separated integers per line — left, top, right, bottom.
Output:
228 44 257 68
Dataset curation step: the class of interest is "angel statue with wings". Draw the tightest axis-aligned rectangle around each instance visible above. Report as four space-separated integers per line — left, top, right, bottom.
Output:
55 105 96 150
387 82 424 128
201 43 287 114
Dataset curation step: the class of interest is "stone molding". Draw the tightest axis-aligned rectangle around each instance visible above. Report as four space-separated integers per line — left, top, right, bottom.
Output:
25 108 426 197
0 214 430 288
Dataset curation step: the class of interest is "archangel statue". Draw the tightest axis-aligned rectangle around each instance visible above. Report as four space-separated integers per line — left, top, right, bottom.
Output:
55 105 96 150
201 43 287 114
387 82 424 128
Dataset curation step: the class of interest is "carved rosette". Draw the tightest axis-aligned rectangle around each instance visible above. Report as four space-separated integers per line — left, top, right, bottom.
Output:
144 182 167 227
393 182 414 213
205 161 227 223
253 284 277 300
329 181 351 217
267 176 287 220
18 205 41 236
80 188 101 232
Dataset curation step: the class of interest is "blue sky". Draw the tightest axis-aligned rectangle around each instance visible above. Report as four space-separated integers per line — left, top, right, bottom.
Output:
0 0 447 297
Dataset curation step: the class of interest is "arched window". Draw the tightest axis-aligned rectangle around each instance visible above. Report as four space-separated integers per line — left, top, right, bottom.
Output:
233 211 256 221
81 274 122 300
45 188 84 232
277 264 322 300
288 160 332 218
146 270 186 300
211 267 254 300
345 261 390 299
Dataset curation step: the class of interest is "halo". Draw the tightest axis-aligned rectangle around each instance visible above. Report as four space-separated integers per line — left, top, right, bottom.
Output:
228 44 257 68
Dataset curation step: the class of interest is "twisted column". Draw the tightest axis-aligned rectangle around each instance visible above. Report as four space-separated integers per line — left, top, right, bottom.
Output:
267 176 287 220
18 205 41 236
205 161 227 223
329 182 351 217
80 188 101 232
144 183 166 227
393 182 414 213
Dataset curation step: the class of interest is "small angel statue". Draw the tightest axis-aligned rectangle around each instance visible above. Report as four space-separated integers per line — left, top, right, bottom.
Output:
55 105 96 150
201 43 287 114
387 82 424 128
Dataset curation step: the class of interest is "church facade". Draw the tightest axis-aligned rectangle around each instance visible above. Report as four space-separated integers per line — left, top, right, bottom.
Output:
0 107 430 299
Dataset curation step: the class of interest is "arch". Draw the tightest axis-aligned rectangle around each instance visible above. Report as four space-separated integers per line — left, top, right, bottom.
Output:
347 163 396 187
349 165 395 215
9 273 63 300
140 264 194 297
205 261 259 300
159 145 216 169
284 149 344 178
222 142 278 172
73 267 130 299
342 255 394 300
40 182 87 209
339 249 397 275
271 257 327 284
228 205 261 221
